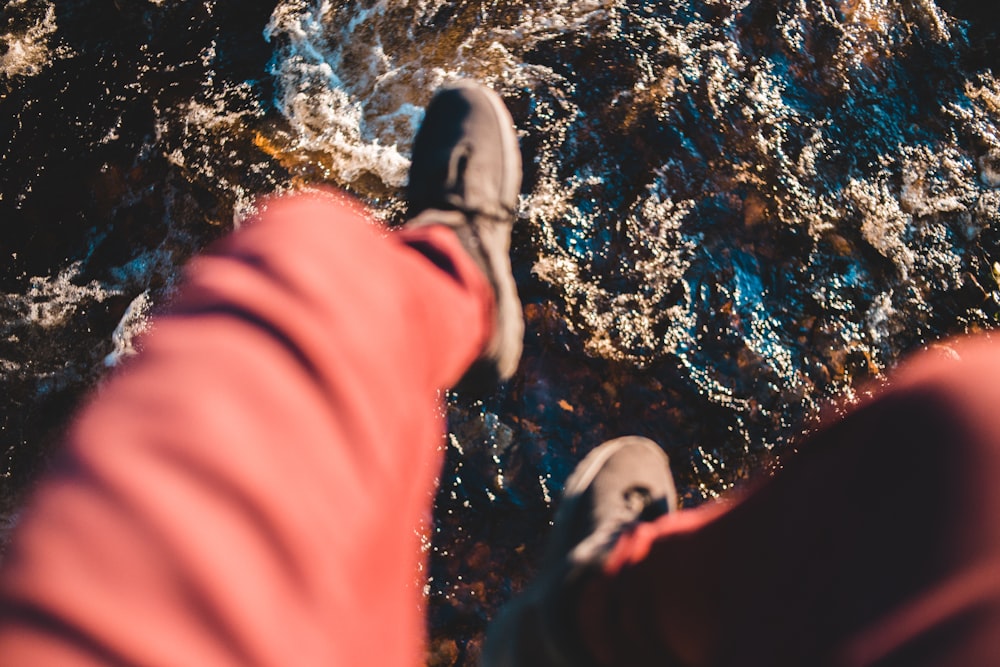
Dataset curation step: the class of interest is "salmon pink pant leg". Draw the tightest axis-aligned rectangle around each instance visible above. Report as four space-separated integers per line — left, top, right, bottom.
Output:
0 192 493 666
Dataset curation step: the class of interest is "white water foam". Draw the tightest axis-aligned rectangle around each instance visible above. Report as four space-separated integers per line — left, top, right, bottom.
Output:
0 0 59 79
3 262 118 332
266 0 415 188
264 0 618 193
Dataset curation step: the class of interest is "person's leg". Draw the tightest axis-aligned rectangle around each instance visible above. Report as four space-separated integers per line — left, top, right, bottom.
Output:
0 81 522 667
490 336 1000 666
483 436 679 667
0 191 491 666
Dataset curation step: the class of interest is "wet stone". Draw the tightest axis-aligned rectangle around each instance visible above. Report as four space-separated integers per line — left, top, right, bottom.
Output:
3 1 1000 664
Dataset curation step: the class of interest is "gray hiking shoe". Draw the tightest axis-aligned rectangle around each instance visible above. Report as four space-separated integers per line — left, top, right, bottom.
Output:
404 80 524 394
481 436 678 667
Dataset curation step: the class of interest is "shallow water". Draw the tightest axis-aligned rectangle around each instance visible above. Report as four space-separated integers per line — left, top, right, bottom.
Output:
3 0 1000 663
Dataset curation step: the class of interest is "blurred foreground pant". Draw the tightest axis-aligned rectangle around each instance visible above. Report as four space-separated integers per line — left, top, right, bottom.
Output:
581 338 1000 666
0 192 493 666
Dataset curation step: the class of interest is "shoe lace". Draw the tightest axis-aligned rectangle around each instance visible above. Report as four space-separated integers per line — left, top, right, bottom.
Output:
624 486 671 522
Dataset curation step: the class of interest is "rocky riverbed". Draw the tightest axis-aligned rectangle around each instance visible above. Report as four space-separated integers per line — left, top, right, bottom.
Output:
3 1 1000 664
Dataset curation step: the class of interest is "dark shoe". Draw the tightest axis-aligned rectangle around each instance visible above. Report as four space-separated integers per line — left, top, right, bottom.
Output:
404 80 523 394
481 436 678 666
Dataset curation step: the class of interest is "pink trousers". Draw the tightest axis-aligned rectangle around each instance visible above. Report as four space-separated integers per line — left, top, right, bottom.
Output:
0 193 493 666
